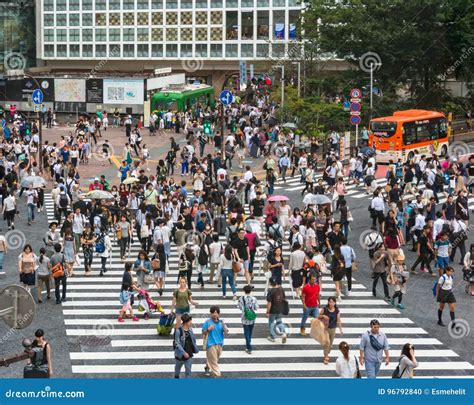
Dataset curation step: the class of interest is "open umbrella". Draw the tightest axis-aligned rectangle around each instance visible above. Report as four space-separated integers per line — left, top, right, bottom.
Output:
85 190 114 200
267 195 289 202
303 193 332 205
122 176 140 185
282 122 297 130
21 175 46 189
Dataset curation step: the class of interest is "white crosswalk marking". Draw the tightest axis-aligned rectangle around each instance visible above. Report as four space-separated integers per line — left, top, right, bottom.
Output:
44 194 474 378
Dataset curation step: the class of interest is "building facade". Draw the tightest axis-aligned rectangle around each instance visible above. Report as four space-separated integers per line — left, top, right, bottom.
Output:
38 0 303 85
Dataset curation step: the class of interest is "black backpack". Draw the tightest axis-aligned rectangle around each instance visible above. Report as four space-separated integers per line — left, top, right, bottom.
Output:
59 194 68 209
198 245 209 266
172 327 184 350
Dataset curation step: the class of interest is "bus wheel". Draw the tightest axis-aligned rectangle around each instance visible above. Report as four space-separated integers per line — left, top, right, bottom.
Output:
406 152 414 163
440 145 448 157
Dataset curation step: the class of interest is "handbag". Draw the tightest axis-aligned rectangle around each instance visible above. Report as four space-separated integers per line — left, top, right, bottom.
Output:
74 254 82 266
351 261 358 272
231 253 241 273
241 297 257 321
51 262 64 278
310 319 329 346
368 333 384 351
144 274 155 284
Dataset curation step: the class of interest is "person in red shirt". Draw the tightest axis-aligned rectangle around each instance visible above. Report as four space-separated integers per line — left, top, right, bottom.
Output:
300 273 320 336
264 201 277 231
89 178 104 191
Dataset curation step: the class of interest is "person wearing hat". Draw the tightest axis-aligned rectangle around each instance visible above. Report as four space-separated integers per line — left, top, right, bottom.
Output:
389 253 409 309
174 313 199 378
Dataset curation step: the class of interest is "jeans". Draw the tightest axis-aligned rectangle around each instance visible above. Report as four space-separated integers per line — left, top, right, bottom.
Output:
181 161 189 175
300 306 319 328
174 357 193 378
54 275 67 302
119 237 129 258
243 323 254 351
221 268 236 296
372 272 389 298
0 252 4 272
101 257 107 272
345 266 352 291
268 314 286 338
267 184 274 195
342 221 349 237
27 203 35 223
365 360 381 379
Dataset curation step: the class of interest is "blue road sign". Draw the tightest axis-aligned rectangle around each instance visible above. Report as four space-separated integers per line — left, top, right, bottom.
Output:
32 89 43 105
219 90 233 106
342 101 350 111
350 102 362 112
350 115 361 125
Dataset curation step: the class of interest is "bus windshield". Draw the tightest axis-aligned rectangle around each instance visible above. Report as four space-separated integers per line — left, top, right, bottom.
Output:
370 121 398 137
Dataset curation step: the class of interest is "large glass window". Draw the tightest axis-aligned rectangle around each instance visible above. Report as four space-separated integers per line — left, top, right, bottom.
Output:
109 44 121 57
95 28 107 41
69 14 80 26
181 44 192 57
241 12 253 40
152 0 163 8
69 0 80 10
181 0 192 8
241 44 253 57
151 28 163 40
82 29 93 41
82 14 93 25
123 44 135 57
166 44 178 57
257 11 269 40
44 45 55 57
109 0 121 9
257 0 269 6
109 28 121 41
123 28 135 41
242 0 253 6
44 14 54 26
166 0 178 8
137 44 149 57
57 45 67 57
82 0 92 9
95 0 106 9
196 44 208 57
210 0 222 7
56 0 67 11
226 11 238 40
82 44 93 57
123 0 135 9
95 44 107 57
288 0 299 5
196 0 207 7
210 44 222 57
166 28 178 41
44 0 54 11
137 0 149 8
69 29 80 42
225 44 238 57
151 44 163 57
256 43 269 57
69 44 80 57
137 28 149 41
44 29 54 42
226 0 237 6
273 0 285 6
289 10 300 40
273 10 285 40
56 29 67 42
56 14 67 26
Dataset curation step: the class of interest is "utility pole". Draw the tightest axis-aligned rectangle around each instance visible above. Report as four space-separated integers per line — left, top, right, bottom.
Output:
292 62 301 98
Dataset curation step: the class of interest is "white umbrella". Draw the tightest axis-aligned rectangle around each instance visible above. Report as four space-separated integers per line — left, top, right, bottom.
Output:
85 190 114 200
122 176 140 185
21 175 46 188
303 193 332 205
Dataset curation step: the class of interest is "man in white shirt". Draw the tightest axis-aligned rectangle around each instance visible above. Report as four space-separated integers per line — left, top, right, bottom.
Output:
209 234 223 285
72 207 87 250
2 192 16 230
25 185 38 225
433 212 446 241
370 190 385 229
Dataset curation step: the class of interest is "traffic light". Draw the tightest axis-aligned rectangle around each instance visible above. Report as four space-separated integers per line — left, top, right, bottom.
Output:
230 119 237 133
203 120 212 135
265 77 272 86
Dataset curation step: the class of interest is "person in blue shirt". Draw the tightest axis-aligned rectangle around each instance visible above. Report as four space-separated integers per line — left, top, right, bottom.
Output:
119 160 129 183
359 319 390 378
202 306 228 378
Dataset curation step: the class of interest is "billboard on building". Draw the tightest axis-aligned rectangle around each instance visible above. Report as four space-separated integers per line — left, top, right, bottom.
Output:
54 79 86 102
103 79 144 105
86 79 104 103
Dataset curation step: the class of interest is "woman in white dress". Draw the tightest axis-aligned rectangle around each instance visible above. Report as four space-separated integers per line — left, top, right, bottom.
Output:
278 201 291 231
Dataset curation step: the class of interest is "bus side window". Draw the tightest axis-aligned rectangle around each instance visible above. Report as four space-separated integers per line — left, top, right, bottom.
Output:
403 123 416 145
416 124 430 142
429 120 438 140
438 119 447 139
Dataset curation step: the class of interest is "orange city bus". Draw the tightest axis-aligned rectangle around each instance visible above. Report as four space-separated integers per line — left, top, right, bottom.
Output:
368 109 448 163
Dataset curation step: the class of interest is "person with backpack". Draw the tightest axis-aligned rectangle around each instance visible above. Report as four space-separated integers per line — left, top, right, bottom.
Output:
393 343 418 378
173 313 199 378
335 341 359 378
27 329 53 378
237 285 259 354
55 189 70 225
266 277 288 343
268 217 284 247
435 266 457 326
98 228 112 277
359 319 390 379
50 243 67 304
202 306 228 378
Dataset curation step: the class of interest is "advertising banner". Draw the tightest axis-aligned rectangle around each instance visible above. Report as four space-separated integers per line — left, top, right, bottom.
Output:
103 79 144 105
54 79 86 102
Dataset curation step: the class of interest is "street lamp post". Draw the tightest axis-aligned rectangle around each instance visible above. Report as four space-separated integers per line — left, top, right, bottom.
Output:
23 73 43 171
369 62 382 120
272 65 285 107
292 62 301 98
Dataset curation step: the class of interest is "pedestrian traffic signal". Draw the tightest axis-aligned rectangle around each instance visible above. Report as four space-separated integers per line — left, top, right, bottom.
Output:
203 120 212 135
265 77 272 86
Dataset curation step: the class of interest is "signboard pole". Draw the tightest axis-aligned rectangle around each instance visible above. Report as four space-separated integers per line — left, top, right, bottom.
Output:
355 123 359 147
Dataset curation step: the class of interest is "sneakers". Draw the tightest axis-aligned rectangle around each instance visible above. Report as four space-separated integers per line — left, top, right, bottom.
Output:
232 295 238 300
390 298 395 306
300 327 306 336
118 317 124 323
437 320 446 326
204 366 210 377
245 349 252 354
132 316 139 321
144 314 150 320
267 336 275 342
420 267 428 273
397 303 405 309
282 334 287 344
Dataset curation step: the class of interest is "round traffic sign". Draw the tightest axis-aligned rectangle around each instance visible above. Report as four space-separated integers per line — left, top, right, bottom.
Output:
350 102 361 112
350 115 361 125
350 88 362 99
219 90 233 106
